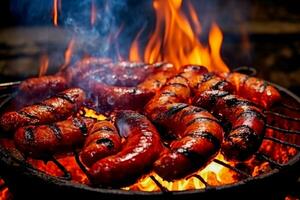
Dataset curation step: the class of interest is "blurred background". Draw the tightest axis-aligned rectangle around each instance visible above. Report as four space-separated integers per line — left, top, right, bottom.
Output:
0 0 300 95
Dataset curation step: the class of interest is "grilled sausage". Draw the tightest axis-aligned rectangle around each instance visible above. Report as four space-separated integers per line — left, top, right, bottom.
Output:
80 120 121 167
88 110 162 187
179 65 234 95
17 75 68 103
193 90 266 161
80 62 176 111
221 72 281 109
64 57 112 84
153 103 224 180
14 116 95 158
145 66 224 180
0 88 86 132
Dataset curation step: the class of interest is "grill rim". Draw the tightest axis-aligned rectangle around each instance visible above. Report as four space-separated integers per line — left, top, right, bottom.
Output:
0 81 300 197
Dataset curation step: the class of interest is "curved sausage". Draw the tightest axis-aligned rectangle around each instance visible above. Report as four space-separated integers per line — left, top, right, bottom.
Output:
145 66 224 180
193 90 266 161
153 103 224 180
80 120 121 167
81 62 176 111
0 88 85 132
17 75 68 103
88 110 162 187
221 72 281 109
14 116 95 158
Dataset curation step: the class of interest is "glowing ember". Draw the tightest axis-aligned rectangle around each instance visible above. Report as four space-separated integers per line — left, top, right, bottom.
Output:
129 0 229 73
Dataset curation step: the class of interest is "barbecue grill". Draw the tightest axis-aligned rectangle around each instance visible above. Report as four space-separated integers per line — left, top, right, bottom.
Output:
1 0 300 199
0 67 299 200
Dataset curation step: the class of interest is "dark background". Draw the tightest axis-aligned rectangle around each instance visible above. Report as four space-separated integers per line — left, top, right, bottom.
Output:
0 0 300 95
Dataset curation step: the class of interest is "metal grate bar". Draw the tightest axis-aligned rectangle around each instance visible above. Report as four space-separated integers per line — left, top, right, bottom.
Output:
255 152 284 169
49 157 72 180
213 159 251 178
266 124 300 135
264 110 300 121
280 103 300 112
74 151 90 178
233 66 257 76
149 175 169 193
0 81 21 88
264 136 300 150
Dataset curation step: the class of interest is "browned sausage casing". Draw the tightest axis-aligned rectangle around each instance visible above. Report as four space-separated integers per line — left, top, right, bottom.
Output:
145 66 224 180
88 110 162 187
14 116 95 158
193 90 266 161
80 120 121 167
221 72 281 109
153 103 224 180
0 88 86 132
18 75 68 103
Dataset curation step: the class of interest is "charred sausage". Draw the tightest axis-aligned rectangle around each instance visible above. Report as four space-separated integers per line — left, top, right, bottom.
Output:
145 66 224 180
80 62 176 111
14 116 95 158
80 120 121 167
153 103 224 180
17 75 68 103
221 72 281 109
0 88 86 132
193 90 266 161
88 110 162 187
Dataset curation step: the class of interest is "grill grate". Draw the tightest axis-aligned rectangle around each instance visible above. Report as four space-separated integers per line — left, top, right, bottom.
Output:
0 67 299 195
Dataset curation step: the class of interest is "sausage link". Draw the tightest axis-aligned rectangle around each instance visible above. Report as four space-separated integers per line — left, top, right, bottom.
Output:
153 103 224 180
17 75 67 103
0 88 86 132
88 110 162 187
80 120 121 167
193 90 266 161
14 116 95 158
222 72 281 109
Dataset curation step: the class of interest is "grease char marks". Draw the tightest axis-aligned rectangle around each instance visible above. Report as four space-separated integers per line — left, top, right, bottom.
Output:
224 72 281 109
179 65 233 95
0 88 86 132
88 110 162 187
14 117 95 158
193 90 266 161
153 104 224 180
80 121 121 167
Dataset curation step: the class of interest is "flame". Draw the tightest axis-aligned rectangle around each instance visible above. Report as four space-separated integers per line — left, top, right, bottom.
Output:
38 54 49 77
53 0 60 26
60 38 76 71
124 153 236 191
91 0 97 26
129 0 229 73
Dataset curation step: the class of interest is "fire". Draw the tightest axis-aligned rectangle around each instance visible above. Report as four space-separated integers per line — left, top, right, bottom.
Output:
38 54 49 77
129 0 229 73
91 0 97 26
124 153 236 191
52 0 60 26
60 38 76 71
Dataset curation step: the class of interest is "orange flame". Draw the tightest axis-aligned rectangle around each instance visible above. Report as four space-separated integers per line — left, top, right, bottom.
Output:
129 0 229 73
60 38 76 71
38 54 49 77
53 0 60 26
91 0 97 26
